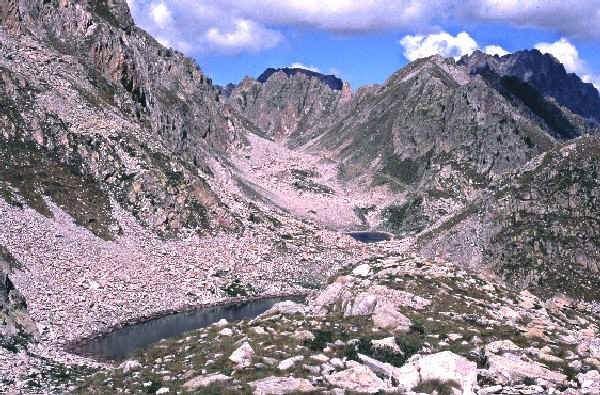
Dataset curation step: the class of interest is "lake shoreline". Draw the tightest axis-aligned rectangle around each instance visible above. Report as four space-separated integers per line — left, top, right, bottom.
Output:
64 291 311 361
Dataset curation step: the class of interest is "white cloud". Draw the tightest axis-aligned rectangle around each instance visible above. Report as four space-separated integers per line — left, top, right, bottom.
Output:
399 31 479 61
534 38 581 73
484 45 510 56
289 62 320 72
150 2 171 29
214 0 440 32
398 31 513 62
205 19 282 54
463 0 600 41
129 2 283 55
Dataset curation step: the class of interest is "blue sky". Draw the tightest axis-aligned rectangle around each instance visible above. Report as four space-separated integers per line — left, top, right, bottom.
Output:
126 0 600 90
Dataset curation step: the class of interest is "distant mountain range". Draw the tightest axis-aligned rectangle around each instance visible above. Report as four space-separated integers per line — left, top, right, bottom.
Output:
258 67 344 91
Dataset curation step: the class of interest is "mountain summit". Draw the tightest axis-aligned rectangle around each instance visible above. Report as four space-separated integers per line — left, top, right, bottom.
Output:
257 67 344 91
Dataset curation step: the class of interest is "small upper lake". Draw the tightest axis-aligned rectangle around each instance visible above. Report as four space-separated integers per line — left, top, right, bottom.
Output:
71 296 305 361
348 232 393 243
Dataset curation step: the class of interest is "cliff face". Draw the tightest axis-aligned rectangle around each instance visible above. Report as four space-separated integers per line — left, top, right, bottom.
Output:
257 68 344 91
417 137 600 300
486 138 600 300
228 71 352 141
0 0 250 237
459 50 600 125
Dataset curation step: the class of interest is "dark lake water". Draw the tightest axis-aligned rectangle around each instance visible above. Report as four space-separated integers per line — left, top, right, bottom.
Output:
348 232 393 243
71 296 305 361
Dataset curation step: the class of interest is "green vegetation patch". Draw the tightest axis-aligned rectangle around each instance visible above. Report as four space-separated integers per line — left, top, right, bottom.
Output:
0 139 118 241
379 150 433 186
380 195 430 237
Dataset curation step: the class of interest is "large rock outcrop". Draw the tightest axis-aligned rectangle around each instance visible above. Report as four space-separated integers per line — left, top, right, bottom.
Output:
0 246 37 342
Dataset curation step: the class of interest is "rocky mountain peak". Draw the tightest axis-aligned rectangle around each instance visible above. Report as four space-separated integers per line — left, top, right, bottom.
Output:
227 67 351 140
385 55 472 88
459 49 600 123
257 67 344 91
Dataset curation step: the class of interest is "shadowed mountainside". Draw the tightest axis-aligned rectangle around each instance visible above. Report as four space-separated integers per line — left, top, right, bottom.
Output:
459 50 600 125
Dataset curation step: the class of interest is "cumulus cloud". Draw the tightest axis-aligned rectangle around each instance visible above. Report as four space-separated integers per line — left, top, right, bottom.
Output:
126 0 600 57
205 19 282 54
399 31 478 61
484 45 510 56
149 2 171 29
127 1 283 55
399 31 510 61
289 62 321 72
214 0 441 32
462 0 600 41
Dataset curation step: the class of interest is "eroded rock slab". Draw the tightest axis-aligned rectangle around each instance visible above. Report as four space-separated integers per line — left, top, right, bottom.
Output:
248 376 316 395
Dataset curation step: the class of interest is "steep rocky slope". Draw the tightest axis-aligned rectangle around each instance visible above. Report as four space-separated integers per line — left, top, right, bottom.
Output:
418 136 600 301
0 0 251 237
75 251 600 394
459 50 600 125
294 56 562 236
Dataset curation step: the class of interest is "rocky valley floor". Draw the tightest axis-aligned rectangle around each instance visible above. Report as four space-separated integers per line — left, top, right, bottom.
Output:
0 191 390 393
